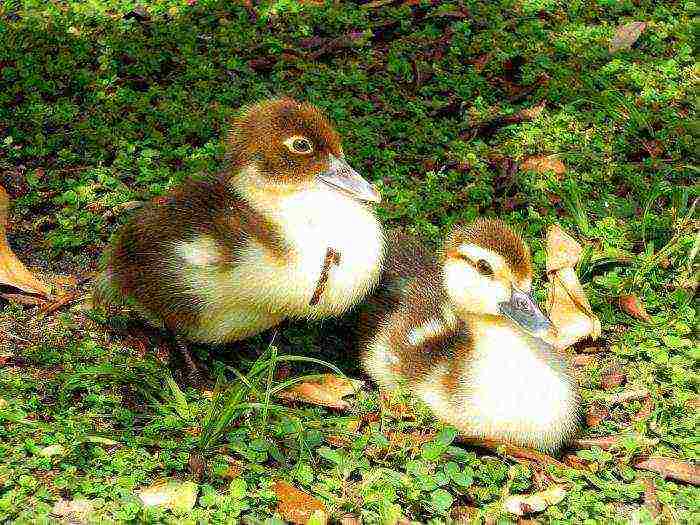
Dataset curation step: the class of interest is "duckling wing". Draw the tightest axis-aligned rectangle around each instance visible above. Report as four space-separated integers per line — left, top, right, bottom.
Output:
104 173 289 338
359 229 439 326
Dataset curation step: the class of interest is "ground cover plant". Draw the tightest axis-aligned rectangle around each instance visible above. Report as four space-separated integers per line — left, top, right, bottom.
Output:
0 0 697 522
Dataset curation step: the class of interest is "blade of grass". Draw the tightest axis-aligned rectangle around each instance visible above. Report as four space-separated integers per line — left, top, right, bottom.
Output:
260 344 278 431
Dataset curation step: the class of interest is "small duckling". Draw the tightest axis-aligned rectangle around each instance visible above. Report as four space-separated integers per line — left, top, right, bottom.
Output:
359 220 580 452
96 98 384 372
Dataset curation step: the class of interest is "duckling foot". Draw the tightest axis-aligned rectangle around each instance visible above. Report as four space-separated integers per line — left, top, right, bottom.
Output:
173 337 213 389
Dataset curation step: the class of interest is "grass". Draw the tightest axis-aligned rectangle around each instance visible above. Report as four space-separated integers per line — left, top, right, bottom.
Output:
0 0 698 523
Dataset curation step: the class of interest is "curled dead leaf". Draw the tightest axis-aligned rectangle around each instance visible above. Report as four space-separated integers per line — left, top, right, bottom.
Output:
545 226 581 273
609 21 646 53
188 452 206 480
618 294 651 322
521 156 566 177
518 101 546 121
0 186 51 298
634 457 700 486
685 396 700 410
543 225 601 350
277 374 363 410
503 485 567 516
273 480 326 525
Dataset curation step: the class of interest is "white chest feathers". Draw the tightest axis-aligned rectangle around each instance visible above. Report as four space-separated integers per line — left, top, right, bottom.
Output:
262 185 385 318
173 184 384 343
461 324 578 451
411 323 579 452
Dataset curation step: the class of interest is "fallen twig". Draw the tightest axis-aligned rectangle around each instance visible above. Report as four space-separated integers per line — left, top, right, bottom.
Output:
40 291 84 315
570 434 658 451
456 436 571 470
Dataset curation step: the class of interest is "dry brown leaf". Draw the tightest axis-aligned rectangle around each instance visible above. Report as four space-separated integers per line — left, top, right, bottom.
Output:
634 457 700 486
518 101 546 121
339 514 362 525
0 186 51 298
563 453 595 472
685 396 700 410
521 156 566 176
456 436 568 469
618 294 651 322
188 452 206 480
325 434 352 448
600 368 626 390
451 505 479 523
40 291 82 315
641 478 662 518
581 345 605 353
543 225 601 350
503 485 567 516
572 354 596 368
545 225 581 272
585 403 609 428
277 374 363 409
273 480 326 525
609 21 647 53
632 396 654 422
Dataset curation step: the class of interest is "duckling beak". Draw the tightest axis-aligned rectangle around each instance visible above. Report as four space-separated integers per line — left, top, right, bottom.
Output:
498 286 553 336
317 155 381 203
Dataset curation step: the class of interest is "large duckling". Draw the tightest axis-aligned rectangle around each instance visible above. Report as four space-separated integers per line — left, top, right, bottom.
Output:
359 220 580 452
96 98 384 371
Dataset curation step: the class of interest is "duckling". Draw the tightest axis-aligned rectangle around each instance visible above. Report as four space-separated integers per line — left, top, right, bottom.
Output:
96 98 384 372
358 220 580 453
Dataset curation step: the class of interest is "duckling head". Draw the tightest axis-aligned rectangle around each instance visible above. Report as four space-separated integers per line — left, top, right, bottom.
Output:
442 219 552 337
227 98 380 203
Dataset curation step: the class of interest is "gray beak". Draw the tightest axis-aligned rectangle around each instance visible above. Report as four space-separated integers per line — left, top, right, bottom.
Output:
317 155 381 203
498 286 553 336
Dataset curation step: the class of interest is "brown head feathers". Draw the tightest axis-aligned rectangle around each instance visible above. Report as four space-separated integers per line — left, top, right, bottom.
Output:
226 98 343 184
443 218 532 281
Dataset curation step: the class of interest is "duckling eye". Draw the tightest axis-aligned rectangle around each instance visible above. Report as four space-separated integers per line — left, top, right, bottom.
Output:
284 136 313 154
476 259 493 276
